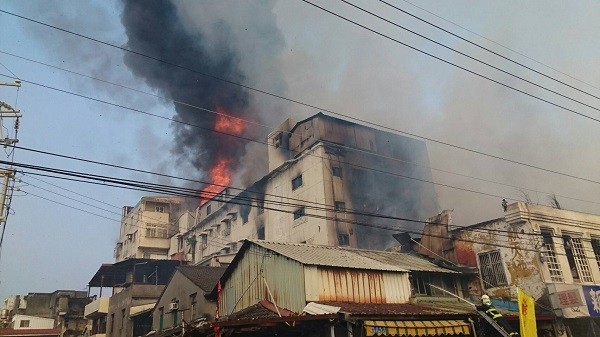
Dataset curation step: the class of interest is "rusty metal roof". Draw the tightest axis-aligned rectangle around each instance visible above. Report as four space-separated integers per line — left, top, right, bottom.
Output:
250 240 458 273
315 301 467 316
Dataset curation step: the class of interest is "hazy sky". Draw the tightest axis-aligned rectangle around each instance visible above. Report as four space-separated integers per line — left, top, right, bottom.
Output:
0 0 599 300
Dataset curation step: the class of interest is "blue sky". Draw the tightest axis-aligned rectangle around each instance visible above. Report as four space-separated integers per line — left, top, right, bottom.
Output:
1 0 599 300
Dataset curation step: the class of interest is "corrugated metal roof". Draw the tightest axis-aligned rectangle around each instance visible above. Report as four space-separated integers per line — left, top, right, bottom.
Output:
315 301 466 316
250 240 457 273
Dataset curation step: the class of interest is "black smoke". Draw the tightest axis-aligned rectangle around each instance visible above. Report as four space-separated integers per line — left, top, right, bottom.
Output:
120 0 254 178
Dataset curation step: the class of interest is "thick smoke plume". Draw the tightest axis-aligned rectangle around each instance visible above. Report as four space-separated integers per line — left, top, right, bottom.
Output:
120 1 247 176
120 0 280 188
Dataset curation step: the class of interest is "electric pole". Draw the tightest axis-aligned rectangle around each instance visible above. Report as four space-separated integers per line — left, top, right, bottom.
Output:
0 79 22 257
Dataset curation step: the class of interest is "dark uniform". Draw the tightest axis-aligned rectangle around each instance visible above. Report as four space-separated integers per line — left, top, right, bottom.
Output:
477 302 520 336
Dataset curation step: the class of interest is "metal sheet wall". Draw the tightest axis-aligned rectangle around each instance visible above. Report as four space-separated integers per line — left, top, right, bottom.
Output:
304 266 410 303
219 245 307 315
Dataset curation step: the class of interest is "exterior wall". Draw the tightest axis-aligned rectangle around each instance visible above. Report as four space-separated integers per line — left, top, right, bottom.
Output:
219 245 306 315
422 203 600 322
115 197 185 262
177 113 439 265
151 272 215 332
11 315 54 329
106 285 163 337
303 266 411 304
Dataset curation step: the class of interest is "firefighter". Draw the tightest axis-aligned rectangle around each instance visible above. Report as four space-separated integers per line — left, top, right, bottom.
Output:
477 295 520 337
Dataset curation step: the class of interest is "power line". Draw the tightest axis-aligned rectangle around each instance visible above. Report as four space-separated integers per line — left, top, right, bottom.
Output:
300 0 600 124
15 159 588 253
15 158 600 257
341 0 600 113
1 53 597 205
375 0 600 101
1 10 599 184
4 72 600 203
397 0 600 92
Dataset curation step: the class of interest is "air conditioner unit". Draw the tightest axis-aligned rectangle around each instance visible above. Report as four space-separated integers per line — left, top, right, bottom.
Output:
169 302 179 311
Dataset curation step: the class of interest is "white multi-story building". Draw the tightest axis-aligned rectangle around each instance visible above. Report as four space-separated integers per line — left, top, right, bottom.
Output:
114 196 188 262
417 202 600 337
175 113 439 266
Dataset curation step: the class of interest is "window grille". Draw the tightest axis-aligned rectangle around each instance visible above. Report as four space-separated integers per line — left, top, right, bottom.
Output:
566 236 593 283
478 251 508 287
541 229 563 282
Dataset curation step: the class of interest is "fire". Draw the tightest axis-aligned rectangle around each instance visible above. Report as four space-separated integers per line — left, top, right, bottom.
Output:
199 105 247 205
214 105 246 135
200 158 231 204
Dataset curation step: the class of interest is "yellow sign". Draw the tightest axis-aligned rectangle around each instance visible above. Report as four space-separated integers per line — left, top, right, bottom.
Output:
518 288 537 337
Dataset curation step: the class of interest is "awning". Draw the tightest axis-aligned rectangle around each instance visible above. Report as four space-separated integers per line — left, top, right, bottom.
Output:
364 320 471 336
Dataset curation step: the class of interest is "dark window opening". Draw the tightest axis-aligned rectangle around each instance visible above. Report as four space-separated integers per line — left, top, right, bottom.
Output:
206 204 211 216
338 234 350 246
291 175 303 190
334 201 346 211
332 167 343 177
293 207 305 220
257 227 265 240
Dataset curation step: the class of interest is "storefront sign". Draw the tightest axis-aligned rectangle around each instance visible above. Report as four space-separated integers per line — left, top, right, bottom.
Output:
582 285 600 317
555 289 583 308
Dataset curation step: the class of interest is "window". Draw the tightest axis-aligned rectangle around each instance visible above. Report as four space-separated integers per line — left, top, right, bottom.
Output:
110 313 115 333
158 307 164 331
291 175 303 190
541 229 563 282
200 235 208 250
190 293 197 321
478 251 508 288
146 223 168 238
19 320 30 328
223 222 231 236
591 238 600 270
155 206 164 213
293 207 305 220
332 166 343 177
206 204 212 215
562 234 593 283
338 234 349 246
257 226 265 240
411 273 456 296
334 201 346 211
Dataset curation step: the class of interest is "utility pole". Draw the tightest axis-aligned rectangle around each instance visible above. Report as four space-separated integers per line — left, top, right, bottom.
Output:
0 79 22 257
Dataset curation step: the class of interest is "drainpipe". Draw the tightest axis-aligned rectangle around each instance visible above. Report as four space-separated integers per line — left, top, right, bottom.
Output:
330 325 335 337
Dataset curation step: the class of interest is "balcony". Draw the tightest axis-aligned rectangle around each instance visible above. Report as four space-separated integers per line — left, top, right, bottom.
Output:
84 297 109 318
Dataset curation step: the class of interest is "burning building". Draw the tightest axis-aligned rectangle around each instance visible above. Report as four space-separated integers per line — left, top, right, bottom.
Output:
176 113 439 265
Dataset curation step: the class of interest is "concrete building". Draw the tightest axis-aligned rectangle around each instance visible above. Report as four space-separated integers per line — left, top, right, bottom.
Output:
115 196 190 262
9 316 53 330
12 291 89 337
151 266 226 334
208 240 474 337
175 113 439 266
86 259 183 337
415 202 600 337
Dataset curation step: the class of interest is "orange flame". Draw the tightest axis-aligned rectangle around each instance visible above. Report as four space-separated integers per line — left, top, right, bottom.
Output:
200 158 231 204
215 105 246 135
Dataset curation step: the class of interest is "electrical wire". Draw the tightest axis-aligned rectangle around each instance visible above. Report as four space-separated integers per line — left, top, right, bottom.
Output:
2 52 597 206
0 10 599 186
340 0 600 113
12 159 600 257
299 0 600 124
375 0 600 100
397 0 600 92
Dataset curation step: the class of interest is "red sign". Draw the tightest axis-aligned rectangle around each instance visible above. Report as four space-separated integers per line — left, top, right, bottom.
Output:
555 289 583 308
